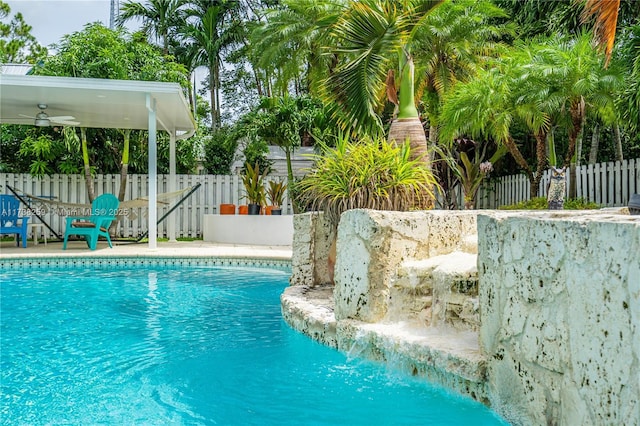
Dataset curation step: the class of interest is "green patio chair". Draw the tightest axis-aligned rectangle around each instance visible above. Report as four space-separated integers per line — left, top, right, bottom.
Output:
63 193 119 250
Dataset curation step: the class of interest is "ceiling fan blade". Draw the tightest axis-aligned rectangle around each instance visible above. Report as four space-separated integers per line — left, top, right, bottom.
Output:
48 116 75 121
51 119 80 126
19 113 36 119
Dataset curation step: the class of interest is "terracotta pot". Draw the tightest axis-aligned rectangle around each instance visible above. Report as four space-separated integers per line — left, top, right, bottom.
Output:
219 203 235 215
264 206 273 216
238 205 248 215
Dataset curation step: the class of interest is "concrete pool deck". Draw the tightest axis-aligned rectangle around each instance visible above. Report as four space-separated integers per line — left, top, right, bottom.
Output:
0 239 293 261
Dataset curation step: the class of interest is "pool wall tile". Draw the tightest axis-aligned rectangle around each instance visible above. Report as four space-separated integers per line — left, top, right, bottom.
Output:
0 256 291 272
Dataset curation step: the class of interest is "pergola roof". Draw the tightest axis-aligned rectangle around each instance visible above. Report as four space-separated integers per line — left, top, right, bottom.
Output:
0 73 197 249
0 74 196 134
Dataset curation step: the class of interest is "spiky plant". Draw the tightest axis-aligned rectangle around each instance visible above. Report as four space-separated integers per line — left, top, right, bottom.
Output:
299 133 438 228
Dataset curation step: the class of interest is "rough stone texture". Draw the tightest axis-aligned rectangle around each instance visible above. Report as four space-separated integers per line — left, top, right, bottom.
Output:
280 283 489 404
478 210 640 426
333 209 477 323
281 284 337 348
289 212 335 287
337 320 488 403
285 207 638 425
394 252 479 331
283 208 488 406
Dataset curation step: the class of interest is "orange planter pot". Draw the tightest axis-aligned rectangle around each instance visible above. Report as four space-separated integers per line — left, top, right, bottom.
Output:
219 204 236 215
238 205 248 215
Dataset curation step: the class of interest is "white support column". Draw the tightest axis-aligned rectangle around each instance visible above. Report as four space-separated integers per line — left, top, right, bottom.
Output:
168 131 177 242
147 94 158 249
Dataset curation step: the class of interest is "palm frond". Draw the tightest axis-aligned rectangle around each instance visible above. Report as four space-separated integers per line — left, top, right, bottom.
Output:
581 0 621 66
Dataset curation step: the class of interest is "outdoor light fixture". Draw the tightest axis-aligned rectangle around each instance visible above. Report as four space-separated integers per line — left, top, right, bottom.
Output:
34 112 50 127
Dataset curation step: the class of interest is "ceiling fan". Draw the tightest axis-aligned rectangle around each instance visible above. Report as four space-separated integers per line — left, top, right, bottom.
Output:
19 104 80 127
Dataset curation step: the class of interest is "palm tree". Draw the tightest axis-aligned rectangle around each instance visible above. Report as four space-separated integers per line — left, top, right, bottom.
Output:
537 33 622 198
439 65 548 199
543 34 622 197
116 0 186 55
440 34 622 199
322 0 443 163
248 0 343 98
616 24 640 136
180 0 244 130
411 0 511 146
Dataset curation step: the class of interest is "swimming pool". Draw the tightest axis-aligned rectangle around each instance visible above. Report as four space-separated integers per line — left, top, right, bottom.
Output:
1 265 507 425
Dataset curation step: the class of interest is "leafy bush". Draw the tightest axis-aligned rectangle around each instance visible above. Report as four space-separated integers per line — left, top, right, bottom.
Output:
242 139 272 175
499 197 601 210
266 180 287 207
203 127 238 175
298 134 438 227
563 197 601 210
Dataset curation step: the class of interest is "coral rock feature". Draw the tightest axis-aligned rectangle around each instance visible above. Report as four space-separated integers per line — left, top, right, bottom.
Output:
394 251 480 330
283 210 487 402
289 213 335 287
282 208 639 426
478 211 639 425
333 210 477 322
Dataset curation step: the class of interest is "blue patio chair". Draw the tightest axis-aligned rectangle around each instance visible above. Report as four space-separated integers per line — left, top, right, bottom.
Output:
63 193 119 250
0 194 30 248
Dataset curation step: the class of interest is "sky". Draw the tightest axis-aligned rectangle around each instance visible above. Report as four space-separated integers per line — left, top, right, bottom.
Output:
6 0 127 48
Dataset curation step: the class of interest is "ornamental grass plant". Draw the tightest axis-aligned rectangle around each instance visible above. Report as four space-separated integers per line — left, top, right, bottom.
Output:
299 134 439 228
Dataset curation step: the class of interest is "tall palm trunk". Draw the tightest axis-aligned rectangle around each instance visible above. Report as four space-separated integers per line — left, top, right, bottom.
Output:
118 129 131 202
613 124 623 161
386 48 432 208
214 59 221 127
564 99 586 199
502 135 536 198
80 128 95 203
563 98 585 167
588 124 600 164
568 112 586 199
209 59 221 130
387 49 428 162
532 131 549 198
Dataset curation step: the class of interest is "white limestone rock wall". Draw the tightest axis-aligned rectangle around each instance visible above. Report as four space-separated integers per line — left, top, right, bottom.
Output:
281 285 337 348
333 209 477 322
478 211 640 426
289 212 335 286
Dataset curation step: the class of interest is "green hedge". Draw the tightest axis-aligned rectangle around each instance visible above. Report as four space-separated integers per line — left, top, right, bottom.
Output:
499 197 601 210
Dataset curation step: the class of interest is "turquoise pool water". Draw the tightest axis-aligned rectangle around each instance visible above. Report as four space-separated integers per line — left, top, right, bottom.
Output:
1 266 507 425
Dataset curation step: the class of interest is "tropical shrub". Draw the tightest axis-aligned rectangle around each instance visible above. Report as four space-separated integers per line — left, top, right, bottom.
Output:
299 134 439 227
267 180 287 208
242 161 267 205
203 127 238 175
242 139 272 175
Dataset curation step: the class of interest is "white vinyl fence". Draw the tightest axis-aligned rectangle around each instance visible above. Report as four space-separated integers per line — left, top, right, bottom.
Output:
1 173 292 240
2 158 638 240
472 158 639 209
